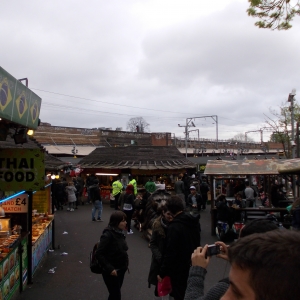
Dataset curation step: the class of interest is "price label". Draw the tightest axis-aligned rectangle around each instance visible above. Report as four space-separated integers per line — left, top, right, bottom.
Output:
2 194 28 213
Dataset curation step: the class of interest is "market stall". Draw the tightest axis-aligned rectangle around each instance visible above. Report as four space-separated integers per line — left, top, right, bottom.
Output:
0 66 66 298
78 145 196 203
204 158 299 235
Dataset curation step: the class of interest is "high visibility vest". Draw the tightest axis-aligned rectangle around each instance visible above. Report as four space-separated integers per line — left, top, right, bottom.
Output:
112 180 123 196
129 179 137 195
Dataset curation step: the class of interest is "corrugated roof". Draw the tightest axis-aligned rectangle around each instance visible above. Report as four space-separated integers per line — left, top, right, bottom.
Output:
204 158 300 175
78 146 196 170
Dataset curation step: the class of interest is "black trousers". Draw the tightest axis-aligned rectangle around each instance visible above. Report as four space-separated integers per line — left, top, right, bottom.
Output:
102 268 126 300
114 193 121 210
123 210 133 232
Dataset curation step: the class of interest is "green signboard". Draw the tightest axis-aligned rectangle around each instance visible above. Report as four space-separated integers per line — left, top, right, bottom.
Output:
0 67 42 129
0 148 45 191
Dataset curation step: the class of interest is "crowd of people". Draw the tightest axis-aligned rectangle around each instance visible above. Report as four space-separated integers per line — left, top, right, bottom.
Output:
52 173 300 300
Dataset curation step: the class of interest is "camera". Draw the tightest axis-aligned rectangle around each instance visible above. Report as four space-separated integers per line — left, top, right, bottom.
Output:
206 244 220 257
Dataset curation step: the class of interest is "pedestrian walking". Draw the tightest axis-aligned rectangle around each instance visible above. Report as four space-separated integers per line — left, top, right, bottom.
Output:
89 179 103 222
96 211 129 300
121 184 135 234
199 177 209 210
158 195 201 300
148 207 173 299
65 181 77 211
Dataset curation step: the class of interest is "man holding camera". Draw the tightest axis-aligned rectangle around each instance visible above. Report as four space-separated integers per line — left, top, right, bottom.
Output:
184 229 300 300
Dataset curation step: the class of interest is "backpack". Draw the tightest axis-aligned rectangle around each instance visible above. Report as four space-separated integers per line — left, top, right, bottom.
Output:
90 241 103 274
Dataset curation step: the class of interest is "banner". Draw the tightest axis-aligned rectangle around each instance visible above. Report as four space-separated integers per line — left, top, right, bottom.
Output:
0 149 45 191
2 194 28 213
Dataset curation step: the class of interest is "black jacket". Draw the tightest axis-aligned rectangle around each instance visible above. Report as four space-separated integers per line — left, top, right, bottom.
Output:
96 227 128 274
159 212 201 279
148 216 168 287
187 193 202 211
89 184 101 202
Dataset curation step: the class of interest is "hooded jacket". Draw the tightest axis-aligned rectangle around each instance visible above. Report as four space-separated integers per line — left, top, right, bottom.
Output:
159 212 201 279
96 227 129 274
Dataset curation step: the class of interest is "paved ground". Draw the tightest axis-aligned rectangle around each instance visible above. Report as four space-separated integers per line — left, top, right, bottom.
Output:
17 203 230 300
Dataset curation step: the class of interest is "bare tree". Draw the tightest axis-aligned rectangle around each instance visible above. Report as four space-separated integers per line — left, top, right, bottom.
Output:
230 133 254 142
264 102 300 158
247 0 300 30
126 117 150 133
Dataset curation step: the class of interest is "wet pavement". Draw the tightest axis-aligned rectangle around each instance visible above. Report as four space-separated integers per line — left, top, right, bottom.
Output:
17 203 229 300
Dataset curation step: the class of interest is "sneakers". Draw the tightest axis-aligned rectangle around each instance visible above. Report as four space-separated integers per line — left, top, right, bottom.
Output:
92 218 96 222
97 218 103 222
67 208 70 211
127 230 134 235
70 208 74 212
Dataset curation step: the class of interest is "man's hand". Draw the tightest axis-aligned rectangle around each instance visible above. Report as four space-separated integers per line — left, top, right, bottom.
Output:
157 275 163 282
191 245 210 269
215 241 229 261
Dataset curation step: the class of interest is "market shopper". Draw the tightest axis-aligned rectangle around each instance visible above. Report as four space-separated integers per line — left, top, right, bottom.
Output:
145 177 156 194
158 195 201 300
121 184 135 234
187 186 202 213
96 211 129 300
174 175 185 205
148 207 173 297
65 181 77 211
90 179 103 222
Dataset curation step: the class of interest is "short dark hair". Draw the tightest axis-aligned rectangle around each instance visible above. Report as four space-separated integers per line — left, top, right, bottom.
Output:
108 211 127 228
166 195 184 215
239 219 278 238
228 230 300 300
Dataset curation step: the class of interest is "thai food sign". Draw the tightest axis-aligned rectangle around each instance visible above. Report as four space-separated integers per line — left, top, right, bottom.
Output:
0 67 42 129
0 149 45 191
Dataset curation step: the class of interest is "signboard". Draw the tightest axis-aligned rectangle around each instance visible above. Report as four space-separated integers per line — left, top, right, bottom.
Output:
0 149 45 191
32 187 50 213
2 194 28 213
0 67 42 129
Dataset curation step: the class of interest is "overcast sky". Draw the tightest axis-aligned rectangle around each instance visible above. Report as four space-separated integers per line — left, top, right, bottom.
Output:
1 0 300 143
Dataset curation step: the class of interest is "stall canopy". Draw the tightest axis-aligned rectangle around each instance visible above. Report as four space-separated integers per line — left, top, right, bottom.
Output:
204 158 300 175
78 146 196 170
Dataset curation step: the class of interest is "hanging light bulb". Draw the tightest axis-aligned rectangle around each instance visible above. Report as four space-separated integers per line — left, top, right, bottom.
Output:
51 174 56 180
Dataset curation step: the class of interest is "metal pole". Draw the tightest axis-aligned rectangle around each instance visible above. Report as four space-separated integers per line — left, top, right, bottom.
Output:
185 118 188 158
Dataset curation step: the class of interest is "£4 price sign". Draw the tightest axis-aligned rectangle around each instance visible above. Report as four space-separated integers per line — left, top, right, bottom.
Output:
2 194 28 213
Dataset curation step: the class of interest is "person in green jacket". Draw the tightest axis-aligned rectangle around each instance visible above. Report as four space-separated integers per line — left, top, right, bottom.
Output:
145 178 156 194
129 175 138 196
112 177 123 210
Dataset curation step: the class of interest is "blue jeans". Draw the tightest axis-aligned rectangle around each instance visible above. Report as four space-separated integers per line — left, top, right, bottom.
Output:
92 200 102 220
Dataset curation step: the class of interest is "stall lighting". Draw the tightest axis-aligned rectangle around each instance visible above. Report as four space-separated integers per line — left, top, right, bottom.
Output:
0 191 26 204
55 175 60 179
51 174 56 179
95 173 119 176
27 129 34 136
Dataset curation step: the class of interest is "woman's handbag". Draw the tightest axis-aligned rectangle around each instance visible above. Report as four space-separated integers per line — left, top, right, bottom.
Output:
157 276 172 297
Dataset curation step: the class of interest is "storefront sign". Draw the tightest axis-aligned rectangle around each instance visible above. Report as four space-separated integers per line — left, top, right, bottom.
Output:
0 67 41 129
2 194 28 213
32 187 50 213
0 149 45 191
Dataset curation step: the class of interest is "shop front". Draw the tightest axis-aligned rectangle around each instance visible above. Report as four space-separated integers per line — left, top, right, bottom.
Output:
78 145 196 202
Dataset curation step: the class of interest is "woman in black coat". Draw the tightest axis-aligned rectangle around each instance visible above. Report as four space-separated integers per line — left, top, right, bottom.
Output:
96 211 129 300
148 207 173 298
